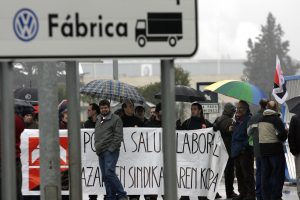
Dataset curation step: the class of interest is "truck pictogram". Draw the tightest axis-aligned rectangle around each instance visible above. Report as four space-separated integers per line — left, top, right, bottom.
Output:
135 12 183 47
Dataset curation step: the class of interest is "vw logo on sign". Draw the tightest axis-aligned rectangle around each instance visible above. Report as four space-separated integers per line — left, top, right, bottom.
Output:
13 8 39 42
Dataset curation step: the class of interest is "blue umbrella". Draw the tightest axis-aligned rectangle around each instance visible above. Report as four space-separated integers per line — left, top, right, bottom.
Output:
80 80 145 103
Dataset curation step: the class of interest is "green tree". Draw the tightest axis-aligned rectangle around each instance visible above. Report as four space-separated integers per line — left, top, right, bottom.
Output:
243 13 299 97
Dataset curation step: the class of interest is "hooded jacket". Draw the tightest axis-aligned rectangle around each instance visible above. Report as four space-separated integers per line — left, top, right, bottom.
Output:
258 109 287 156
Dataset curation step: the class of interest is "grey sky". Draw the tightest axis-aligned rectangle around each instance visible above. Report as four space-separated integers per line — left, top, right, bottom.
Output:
193 0 300 60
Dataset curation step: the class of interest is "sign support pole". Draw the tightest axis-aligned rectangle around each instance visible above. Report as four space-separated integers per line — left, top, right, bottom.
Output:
161 59 178 200
66 61 83 200
38 62 61 200
113 60 119 80
0 62 17 200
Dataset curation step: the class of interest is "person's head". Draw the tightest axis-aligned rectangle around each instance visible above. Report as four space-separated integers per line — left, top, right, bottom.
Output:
223 103 236 117
99 99 110 116
266 100 279 112
191 102 203 118
150 106 156 118
236 100 250 117
88 103 100 118
122 99 134 116
24 113 34 124
135 106 145 120
259 99 269 111
61 110 68 123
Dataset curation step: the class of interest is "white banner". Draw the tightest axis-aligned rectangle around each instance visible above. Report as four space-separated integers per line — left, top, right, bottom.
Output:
21 128 228 200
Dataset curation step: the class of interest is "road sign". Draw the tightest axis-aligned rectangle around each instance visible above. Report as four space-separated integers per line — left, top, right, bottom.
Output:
0 0 197 59
202 103 219 114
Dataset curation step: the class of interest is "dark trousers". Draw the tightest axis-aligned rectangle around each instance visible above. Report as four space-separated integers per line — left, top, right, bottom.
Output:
224 156 235 196
98 150 127 200
0 158 23 200
235 150 255 200
261 153 285 200
255 157 263 200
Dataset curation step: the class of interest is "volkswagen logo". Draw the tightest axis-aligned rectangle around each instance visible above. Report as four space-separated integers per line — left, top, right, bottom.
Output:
13 8 39 42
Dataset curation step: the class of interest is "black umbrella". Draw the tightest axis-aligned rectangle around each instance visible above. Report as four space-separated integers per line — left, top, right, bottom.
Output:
286 96 300 114
14 88 38 105
154 85 206 102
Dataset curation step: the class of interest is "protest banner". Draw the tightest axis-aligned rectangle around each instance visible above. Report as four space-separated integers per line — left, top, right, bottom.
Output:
21 128 228 200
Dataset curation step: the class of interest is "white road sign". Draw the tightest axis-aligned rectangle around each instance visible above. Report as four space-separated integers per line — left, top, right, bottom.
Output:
0 0 198 59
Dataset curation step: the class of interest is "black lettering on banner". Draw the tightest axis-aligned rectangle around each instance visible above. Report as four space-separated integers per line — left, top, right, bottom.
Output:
153 131 162 153
198 133 206 153
199 168 219 191
128 166 163 188
191 133 199 153
83 131 96 153
81 166 103 187
131 131 138 152
131 131 161 153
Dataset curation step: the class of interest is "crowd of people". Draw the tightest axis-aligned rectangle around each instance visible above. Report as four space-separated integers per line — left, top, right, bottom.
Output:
2 97 300 200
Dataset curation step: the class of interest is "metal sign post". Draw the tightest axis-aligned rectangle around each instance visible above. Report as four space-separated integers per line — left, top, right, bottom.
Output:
113 60 119 80
66 61 83 200
38 62 61 200
0 0 197 59
0 62 17 200
161 59 177 200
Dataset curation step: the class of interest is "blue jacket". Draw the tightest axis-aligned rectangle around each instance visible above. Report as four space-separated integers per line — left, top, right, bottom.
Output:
231 114 252 158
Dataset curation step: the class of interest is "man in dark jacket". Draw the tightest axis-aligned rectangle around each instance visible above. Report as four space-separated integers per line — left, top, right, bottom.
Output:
214 103 238 199
247 99 268 200
231 100 255 200
94 100 128 200
83 103 100 128
288 111 300 199
121 99 143 127
258 101 287 200
145 103 162 128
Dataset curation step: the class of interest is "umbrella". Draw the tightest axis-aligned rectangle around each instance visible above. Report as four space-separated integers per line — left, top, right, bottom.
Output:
286 96 300 114
154 85 206 102
14 99 35 115
80 80 145 103
204 80 267 105
14 88 38 105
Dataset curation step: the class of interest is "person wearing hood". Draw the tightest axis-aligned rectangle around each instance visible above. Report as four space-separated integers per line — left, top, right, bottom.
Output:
231 100 255 200
214 103 238 199
258 101 287 200
247 99 268 200
288 105 300 199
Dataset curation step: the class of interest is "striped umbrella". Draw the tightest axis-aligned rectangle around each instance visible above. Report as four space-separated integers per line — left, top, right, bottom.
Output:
80 80 145 103
204 80 267 105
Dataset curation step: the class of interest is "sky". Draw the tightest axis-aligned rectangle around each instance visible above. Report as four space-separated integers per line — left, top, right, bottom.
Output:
193 0 300 60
